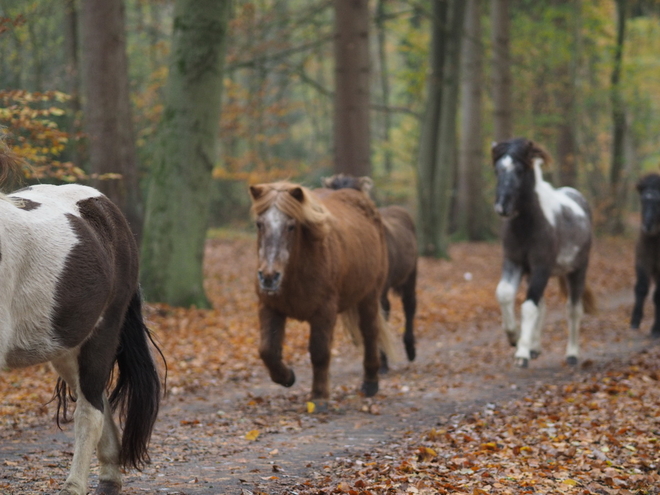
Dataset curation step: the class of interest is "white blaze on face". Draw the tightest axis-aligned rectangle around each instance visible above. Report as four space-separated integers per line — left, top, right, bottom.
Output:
259 206 291 271
532 158 586 227
499 155 515 171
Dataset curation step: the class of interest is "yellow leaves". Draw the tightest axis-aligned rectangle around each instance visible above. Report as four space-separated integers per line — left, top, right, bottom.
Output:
562 478 578 486
244 429 260 441
416 446 437 462
306 401 315 414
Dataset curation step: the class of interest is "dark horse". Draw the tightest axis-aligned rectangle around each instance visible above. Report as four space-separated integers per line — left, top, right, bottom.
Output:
492 138 594 367
0 149 162 495
631 173 660 338
248 181 395 399
321 174 418 363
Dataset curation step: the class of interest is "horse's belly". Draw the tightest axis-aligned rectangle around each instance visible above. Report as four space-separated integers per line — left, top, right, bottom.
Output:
554 244 581 274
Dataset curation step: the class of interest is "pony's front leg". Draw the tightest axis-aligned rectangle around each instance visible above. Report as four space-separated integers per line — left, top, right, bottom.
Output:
308 310 337 400
515 268 550 368
258 305 295 387
651 282 660 338
496 260 522 346
631 265 649 329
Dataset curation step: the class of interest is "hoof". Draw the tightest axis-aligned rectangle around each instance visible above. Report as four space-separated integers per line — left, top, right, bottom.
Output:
361 380 379 397
566 356 578 366
379 351 389 374
515 357 529 368
283 369 296 387
95 481 122 495
530 350 541 360
405 341 416 361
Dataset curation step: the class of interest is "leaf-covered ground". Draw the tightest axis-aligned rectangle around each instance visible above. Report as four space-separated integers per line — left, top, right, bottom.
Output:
1 235 659 494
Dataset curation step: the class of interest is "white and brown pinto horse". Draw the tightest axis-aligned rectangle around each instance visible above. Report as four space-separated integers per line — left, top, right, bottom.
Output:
0 154 162 494
248 181 394 401
492 138 594 368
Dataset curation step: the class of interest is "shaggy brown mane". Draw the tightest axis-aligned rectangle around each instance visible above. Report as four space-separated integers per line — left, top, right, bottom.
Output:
249 181 332 238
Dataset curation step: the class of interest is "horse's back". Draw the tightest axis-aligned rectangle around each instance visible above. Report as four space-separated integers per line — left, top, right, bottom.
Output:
1 184 137 368
317 188 388 308
380 206 417 289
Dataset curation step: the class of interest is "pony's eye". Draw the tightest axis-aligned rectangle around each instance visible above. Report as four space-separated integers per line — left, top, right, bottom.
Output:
256 221 264 231
287 224 295 232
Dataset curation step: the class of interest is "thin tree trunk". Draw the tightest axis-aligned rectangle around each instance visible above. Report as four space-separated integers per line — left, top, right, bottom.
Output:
376 0 392 175
140 0 232 307
80 0 143 239
458 0 489 240
64 0 82 167
491 0 512 142
608 0 628 234
417 0 467 258
333 0 371 177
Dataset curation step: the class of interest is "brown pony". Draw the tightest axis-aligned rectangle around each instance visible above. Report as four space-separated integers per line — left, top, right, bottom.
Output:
248 181 393 399
322 174 418 364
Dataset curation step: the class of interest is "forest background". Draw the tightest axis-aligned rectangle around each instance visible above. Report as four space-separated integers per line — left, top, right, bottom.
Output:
1 0 660 307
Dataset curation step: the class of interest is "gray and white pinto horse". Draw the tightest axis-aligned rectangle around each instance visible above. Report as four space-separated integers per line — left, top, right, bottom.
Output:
0 161 162 494
492 138 594 368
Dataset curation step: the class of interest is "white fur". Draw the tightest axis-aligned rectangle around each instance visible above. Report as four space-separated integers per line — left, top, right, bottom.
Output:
515 300 539 360
533 159 586 227
259 206 291 271
496 275 521 345
0 184 103 368
566 300 583 360
499 154 515 171
531 299 546 355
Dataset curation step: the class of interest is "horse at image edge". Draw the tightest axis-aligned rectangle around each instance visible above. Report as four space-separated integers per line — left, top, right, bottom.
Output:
0 146 163 495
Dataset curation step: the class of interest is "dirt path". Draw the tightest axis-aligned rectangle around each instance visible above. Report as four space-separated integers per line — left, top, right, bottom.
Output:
0 238 651 494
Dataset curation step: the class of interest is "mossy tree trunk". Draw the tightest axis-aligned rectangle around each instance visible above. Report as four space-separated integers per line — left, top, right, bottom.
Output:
140 0 232 307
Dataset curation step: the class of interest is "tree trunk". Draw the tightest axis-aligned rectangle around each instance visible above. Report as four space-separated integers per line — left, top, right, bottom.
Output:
140 0 232 307
417 0 467 258
491 0 512 142
333 0 371 177
80 0 143 239
376 0 392 175
608 0 628 234
457 0 489 241
64 0 82 167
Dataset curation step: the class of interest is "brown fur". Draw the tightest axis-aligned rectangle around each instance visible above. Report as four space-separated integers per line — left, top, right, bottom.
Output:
249 181 391 399
322 174 418 362
558 278 596 314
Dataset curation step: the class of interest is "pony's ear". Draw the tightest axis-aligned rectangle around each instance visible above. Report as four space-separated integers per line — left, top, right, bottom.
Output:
491 141 498 150
289 186 304 202
249 185 265 201
356 176 374 194
528 141 551 167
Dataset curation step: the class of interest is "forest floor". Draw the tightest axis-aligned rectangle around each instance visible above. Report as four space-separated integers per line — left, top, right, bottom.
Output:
1 234 660 494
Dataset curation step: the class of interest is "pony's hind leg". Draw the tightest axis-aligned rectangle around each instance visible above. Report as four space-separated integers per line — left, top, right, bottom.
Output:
400 267 417 361
496 260 522 346
379 290 391 373
357 295 382 397
95 395 122 495
651 282 660 338
631 265 650 329
51 353 106 495
565 268 587 365
530 298 546 359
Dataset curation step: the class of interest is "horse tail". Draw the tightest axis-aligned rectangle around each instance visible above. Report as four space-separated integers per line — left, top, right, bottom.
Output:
339 304 399 363
558 277 597 315
109 291 165 470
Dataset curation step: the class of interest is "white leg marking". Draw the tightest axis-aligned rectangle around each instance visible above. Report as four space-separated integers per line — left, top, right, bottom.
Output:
566 300 584 360
516 300 539 361
51 353 104 495
531 299 546 356
496 276 521 345
97 395 122 488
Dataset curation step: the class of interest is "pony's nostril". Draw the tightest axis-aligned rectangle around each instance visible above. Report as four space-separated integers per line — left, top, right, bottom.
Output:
273 272 281 283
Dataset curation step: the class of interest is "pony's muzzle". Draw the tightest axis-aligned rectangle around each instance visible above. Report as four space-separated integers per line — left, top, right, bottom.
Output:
258 270 282 293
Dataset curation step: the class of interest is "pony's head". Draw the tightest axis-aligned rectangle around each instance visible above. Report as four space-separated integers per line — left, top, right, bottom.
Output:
321 174 374 196
491 138 550 218
249 181 331 295
637 173 660 235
